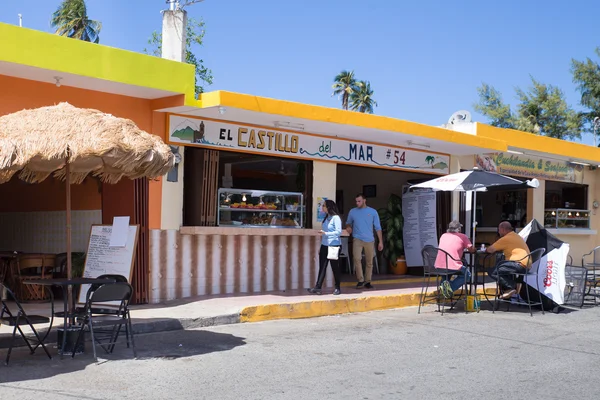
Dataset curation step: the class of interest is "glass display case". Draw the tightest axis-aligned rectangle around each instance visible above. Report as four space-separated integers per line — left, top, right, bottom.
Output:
217 188 304 228
544 209 591 229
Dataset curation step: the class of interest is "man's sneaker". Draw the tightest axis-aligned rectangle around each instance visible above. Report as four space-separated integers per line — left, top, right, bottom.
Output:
364 282 374 289
333 288 341 295
356 282 365 289
439 281 453 299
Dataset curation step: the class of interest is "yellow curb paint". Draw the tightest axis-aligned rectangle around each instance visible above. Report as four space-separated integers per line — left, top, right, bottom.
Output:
239 288 496 323
340 274 492 287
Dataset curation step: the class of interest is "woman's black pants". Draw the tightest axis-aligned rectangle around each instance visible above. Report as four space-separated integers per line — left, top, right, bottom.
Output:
315 245 341 289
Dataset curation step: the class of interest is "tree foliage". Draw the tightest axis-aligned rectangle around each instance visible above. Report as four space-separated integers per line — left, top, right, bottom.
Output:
146 18 213 98
572 47 600 130
51 0 101 43
331 70 356 110
332 71 377 113
350 81 377 114
474 77 582 140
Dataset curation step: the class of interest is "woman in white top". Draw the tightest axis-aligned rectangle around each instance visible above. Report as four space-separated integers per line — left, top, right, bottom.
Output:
308 200 343 295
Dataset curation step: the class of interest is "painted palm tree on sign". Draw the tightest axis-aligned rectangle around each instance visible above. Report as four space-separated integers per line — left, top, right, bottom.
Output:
350 81 377 113
51 0 102 43
332 70 356 110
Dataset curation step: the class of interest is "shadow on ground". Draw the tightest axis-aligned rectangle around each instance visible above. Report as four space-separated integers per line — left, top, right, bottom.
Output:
0 322 246 384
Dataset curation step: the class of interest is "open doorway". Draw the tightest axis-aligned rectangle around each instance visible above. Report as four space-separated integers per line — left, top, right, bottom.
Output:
336 165 451 278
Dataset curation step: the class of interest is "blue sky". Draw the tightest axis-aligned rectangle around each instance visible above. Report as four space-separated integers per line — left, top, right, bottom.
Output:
2 0 599 144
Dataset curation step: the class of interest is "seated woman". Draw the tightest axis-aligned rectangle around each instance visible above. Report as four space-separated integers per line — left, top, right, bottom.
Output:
436 220 476 299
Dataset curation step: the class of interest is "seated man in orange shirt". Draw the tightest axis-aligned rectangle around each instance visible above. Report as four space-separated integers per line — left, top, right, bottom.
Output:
486 221 531 299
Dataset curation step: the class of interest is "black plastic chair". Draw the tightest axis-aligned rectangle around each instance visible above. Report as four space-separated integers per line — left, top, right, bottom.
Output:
72 282 136 362
492 248 546 317
419 245 465 315
0 283 53 365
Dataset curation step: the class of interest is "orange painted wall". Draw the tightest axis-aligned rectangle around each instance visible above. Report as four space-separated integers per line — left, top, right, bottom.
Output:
0 75 185 227
0 176 101 212
0 75 153 218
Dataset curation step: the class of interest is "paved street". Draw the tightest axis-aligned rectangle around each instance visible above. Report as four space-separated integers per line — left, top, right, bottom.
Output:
1 304 599 400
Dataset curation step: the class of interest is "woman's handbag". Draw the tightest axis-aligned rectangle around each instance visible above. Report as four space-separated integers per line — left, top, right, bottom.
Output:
327 246 340 260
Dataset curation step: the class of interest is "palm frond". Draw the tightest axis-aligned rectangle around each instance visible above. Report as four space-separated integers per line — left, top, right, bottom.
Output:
51 0 101 43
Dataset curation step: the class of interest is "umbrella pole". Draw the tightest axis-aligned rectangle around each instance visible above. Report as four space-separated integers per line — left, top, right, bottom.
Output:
472 191 477 245
66 157 73 318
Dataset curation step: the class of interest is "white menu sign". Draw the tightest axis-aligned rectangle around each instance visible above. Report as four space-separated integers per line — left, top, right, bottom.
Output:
77 225 139 305
168 115 450 174
402 190 438 267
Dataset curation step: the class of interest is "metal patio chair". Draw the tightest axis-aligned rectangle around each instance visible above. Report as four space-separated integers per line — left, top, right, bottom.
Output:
72 282 136 362
418 245 465 315
0 283 53 365
492 248 546 317
582 246 600 304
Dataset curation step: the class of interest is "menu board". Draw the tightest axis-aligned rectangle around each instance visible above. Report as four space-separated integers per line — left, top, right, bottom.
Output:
402 190 438 267
77 224 139 305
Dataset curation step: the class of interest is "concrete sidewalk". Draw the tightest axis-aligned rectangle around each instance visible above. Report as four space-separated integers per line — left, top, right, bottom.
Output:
0 276 495 348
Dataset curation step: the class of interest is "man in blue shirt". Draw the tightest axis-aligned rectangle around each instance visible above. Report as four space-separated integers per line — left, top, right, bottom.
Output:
346 193 383 289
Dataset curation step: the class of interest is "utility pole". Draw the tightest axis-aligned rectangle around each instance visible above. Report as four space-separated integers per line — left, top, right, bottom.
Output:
18 14 22 27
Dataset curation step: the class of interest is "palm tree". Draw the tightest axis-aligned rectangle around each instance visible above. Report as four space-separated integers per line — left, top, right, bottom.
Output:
350 81 377 113
332 70 356 110
51 0 102 43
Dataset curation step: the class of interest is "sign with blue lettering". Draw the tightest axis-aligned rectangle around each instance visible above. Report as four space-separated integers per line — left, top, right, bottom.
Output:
168 115 449 174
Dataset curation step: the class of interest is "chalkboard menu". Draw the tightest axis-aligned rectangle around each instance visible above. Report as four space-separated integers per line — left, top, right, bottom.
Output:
77 224 139 305
402 190 438 267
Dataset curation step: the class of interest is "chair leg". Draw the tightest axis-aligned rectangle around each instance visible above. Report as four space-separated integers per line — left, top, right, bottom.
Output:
418 275 427 314
523 277 533 317
127 311 137 358
439 276 446 316
6 318 19 365
535 274 545 315
88 319 98 362
25 318 52 360
72 320 87 359
110 324 124 353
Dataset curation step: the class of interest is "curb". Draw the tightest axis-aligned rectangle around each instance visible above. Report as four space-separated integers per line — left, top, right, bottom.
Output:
0 313 241 350
240 289 496 323
0 289 495 349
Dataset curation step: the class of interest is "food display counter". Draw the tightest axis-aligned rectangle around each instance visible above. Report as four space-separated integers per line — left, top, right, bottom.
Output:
544 208 591 229
217 188 305 228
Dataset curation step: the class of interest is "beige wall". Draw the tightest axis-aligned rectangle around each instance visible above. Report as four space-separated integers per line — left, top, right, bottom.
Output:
312 161 337 228
470 162 600 263
161 148 184 230
336 165 429 221
553 168 599 263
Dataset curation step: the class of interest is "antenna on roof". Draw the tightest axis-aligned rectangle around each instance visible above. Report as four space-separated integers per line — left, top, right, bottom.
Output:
18 14 22 27
448 110 472 125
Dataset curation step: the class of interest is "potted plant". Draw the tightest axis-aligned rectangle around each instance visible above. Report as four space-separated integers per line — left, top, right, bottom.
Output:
378 194 407 275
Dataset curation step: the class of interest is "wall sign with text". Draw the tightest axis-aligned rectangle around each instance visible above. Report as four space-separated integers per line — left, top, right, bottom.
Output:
475 153 584 184
168 115 450 174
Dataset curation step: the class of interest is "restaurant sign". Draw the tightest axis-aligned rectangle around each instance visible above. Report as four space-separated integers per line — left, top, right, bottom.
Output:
168 115 450 174
475 153 584 184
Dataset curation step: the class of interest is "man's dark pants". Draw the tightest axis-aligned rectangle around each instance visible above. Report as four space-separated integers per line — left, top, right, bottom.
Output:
489 260 527 291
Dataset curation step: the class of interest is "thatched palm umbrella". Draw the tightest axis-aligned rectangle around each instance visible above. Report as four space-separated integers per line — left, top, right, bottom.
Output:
0 102 174 307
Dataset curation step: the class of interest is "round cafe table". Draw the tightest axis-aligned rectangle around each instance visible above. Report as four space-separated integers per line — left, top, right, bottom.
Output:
24 277 115 357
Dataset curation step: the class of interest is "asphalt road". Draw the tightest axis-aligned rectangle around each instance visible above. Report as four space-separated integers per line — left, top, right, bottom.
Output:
0 304 599 400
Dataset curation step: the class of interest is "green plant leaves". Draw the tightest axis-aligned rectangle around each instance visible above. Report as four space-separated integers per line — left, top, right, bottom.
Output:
379 193 404 266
